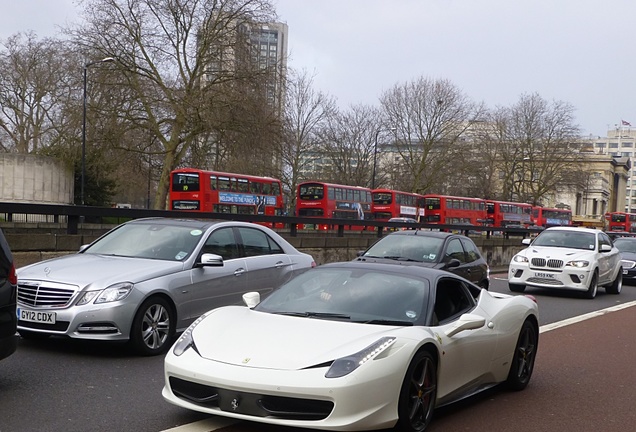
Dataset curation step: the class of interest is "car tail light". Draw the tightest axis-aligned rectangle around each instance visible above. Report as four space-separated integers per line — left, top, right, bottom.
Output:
524 294 537 303
311 261 317 268
9 262 17 285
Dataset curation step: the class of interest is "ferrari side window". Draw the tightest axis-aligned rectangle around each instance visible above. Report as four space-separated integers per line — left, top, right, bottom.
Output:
433 278 475 324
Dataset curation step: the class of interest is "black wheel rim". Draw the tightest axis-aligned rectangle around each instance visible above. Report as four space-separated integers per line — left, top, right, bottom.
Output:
407 355 436 431
513 324 537 383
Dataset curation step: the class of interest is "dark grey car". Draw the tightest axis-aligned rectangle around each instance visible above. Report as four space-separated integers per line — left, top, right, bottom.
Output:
354 230 490 288
0 228 18 361
613 237 636 284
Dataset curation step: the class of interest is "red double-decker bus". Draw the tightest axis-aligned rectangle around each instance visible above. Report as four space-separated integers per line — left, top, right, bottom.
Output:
169 168 284 217
532 206 572 228
605 212 636 232
371 189 425 221
421 194 487 226
486 200 532 228
296 181 372 230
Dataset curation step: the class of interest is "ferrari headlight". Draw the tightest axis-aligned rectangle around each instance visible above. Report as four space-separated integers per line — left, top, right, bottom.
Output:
325 337 396 378
76 282 133 305
173 311 210 356
566 260 590 268
513 255 529 263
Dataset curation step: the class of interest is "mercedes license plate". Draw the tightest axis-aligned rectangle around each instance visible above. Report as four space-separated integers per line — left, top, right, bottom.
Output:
17 308 56 324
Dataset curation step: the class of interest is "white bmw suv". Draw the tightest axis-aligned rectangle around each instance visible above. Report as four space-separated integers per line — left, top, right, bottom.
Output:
508 227 622 299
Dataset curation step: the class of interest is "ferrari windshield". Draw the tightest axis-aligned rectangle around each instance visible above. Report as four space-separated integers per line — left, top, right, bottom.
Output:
255 267 428 325
362 235 443 263
532 230 596 250
84 222 204 261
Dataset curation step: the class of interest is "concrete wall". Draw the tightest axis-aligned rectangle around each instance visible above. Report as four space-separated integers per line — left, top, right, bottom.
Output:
0 153 73 204
4 226 525 272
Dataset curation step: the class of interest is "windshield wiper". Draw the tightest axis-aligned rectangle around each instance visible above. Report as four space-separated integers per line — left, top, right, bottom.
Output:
273 311 351 320
361 319 414 326
382 256 421 262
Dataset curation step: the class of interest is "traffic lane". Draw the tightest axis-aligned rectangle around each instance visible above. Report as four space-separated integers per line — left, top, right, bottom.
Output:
0 337 209 432
212 303 636 432
489 272 636 326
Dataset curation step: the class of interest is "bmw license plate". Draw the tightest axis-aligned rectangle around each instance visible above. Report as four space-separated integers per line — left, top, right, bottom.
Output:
17 308 56 324
535 272 554 279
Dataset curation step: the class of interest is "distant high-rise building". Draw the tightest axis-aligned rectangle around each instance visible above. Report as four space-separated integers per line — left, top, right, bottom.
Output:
204 20 288 113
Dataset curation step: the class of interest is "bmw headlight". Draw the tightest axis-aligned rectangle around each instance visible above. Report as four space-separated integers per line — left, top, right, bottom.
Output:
76 282 133 305
513 255 529 263
566 260 590 268
325 337 396 378
173 311 211 356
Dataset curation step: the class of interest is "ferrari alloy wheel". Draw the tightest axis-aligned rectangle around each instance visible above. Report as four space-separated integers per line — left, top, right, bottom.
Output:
130 296 175 356
397 350 437 432
506 319 538 391
606 269 622 295
584 271 598 299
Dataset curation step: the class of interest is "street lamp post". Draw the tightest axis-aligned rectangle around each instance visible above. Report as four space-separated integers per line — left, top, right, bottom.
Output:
81 57 115 205
371 127 396 189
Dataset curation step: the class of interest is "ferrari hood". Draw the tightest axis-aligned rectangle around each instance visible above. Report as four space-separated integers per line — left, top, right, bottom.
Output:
191 306 405 370
17 253 185 289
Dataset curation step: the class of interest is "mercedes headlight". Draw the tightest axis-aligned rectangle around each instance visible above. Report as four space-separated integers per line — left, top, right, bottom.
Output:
325 337 396 378
77 282 133 305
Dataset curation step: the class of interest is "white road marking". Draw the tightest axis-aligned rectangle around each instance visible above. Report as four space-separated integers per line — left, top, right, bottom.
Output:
160 417 237 432
539 300 636 333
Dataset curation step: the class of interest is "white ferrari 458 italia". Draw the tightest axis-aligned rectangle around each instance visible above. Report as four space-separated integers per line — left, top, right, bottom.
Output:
163 261 539 432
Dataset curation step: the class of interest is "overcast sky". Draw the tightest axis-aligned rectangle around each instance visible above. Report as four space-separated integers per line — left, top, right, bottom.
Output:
1 0 634 137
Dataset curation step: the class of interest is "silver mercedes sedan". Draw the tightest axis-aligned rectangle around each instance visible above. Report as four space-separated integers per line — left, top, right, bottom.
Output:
16 218 315 355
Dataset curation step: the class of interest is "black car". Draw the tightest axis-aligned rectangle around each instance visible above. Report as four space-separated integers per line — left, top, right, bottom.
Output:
0 228 17 361
613 237 636 284
355 230 490 288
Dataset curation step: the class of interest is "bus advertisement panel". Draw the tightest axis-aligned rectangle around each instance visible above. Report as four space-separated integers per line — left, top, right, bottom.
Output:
371 189 425 221
296 182 372 230
169 168 284 217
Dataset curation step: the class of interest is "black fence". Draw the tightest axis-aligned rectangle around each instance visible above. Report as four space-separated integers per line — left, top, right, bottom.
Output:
0 201 534 239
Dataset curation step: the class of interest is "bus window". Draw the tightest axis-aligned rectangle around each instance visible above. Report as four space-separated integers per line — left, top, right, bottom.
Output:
263 182 272 195
237 178 249 193
218 176 231 191
210 175 217 190
172 172 200 192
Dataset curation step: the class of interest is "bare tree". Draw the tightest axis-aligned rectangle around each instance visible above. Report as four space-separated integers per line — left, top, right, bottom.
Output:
495 93 583 205
379 76 486 194
68 0 276 208
319 104 383 187
279 68 336 211
0 32 69 153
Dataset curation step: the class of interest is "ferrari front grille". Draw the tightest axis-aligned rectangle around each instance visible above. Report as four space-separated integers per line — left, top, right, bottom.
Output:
169 377 334 420
531 258 563 268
